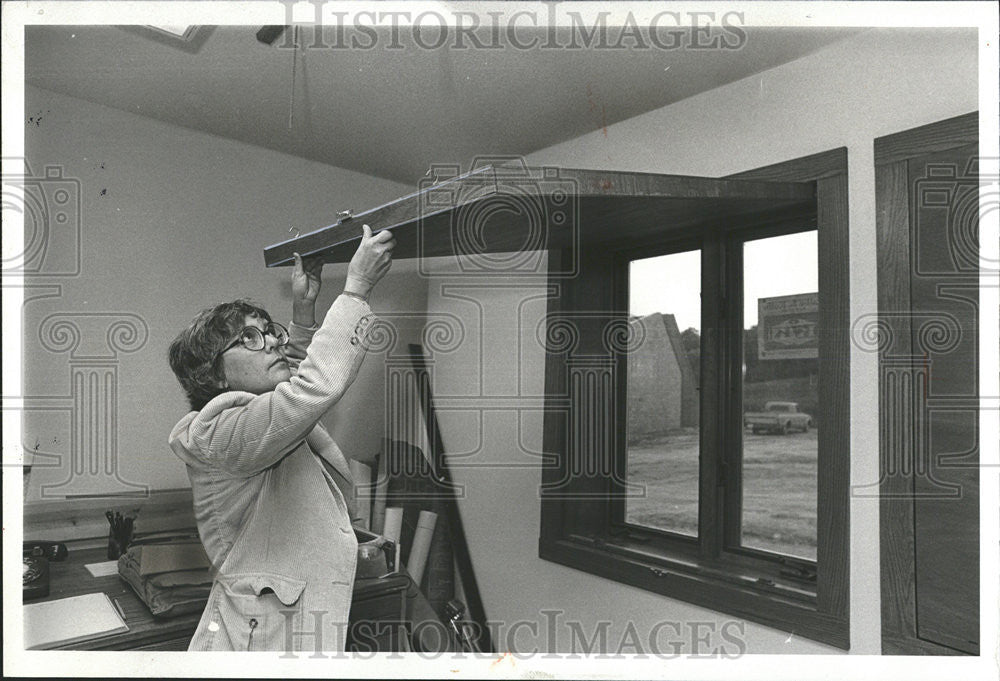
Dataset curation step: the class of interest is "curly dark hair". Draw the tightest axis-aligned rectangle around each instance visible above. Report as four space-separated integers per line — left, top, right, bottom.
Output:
168 299 273 411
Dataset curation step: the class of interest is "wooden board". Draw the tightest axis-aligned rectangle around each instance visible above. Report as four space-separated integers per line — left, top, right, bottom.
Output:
908 144 979 655
875 112 979 656
264 164 815 267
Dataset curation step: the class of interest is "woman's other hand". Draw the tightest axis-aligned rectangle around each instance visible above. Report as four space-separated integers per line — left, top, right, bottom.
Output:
292 252 324 326
345 224 395 301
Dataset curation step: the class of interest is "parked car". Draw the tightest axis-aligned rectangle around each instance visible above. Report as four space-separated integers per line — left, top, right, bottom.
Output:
743 401 813 434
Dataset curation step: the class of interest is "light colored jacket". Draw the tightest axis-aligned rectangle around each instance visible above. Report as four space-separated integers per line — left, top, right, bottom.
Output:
168 294 376 652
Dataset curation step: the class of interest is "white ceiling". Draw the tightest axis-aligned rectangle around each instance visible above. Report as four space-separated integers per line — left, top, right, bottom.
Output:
25 25 861 185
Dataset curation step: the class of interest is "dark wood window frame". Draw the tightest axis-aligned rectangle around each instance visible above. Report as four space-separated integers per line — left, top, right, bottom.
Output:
875 111 979 655
539 149 850 650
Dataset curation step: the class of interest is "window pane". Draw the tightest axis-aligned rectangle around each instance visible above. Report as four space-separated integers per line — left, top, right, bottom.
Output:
625 250 700 536
741 231 818 560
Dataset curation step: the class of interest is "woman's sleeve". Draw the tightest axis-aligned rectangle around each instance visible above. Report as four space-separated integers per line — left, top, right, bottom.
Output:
284 320 318 372
176 294 376 476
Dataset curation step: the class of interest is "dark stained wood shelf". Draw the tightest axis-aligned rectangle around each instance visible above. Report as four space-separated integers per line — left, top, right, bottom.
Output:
264 164 816 267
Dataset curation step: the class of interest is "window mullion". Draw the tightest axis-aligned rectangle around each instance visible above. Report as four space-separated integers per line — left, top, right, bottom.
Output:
698 232 724 560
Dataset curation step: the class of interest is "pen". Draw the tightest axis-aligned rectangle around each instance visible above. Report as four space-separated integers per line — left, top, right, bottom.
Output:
112 596 127 622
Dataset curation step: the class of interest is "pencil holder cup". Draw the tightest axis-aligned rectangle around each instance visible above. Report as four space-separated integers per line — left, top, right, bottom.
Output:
107 523 134 560
107 529 121 560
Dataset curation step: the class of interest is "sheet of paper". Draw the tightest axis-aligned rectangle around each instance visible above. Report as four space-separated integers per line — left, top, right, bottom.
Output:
84 560 119 577
24 592 128 649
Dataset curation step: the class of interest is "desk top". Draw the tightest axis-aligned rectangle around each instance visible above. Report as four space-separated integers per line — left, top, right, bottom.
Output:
30 546 199 650
28 545 410 651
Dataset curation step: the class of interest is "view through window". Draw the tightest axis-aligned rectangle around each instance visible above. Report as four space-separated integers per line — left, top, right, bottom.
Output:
740 231 818 560
624 249 701 537
624 231 819 560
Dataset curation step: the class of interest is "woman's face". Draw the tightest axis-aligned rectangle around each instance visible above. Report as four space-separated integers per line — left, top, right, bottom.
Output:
219 314 291 394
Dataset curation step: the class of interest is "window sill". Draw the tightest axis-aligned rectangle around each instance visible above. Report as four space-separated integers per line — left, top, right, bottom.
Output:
538 536 848 650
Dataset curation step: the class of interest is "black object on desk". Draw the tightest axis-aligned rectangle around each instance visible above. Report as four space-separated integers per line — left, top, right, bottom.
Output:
23 540 68 601
25 540 69 562
23 556 50 600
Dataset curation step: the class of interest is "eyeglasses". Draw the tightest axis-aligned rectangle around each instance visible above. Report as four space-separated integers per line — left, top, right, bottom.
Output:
218 322 289 355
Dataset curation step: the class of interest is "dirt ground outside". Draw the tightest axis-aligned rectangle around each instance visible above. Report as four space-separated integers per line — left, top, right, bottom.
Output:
625 428 818 560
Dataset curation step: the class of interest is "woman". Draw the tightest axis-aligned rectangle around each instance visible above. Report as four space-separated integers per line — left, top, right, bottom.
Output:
167 225 395 652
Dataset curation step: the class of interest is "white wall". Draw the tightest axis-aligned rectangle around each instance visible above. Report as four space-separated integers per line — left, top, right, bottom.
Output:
425 28 979 654
21 85 421 500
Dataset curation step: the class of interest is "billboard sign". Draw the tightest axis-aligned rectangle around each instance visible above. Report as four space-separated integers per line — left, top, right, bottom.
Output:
757 292 818 360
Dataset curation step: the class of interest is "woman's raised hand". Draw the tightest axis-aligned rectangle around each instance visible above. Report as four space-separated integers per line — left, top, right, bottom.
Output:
292 252 324 304
345 224 395 300
291 252 325 327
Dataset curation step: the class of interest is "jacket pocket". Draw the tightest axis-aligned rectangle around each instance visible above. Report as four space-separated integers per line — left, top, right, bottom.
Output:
212 572 307 652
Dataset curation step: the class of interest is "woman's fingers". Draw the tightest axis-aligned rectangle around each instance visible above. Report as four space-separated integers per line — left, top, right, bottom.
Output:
345 224 395 297
304 254 324 275
370 228 393 244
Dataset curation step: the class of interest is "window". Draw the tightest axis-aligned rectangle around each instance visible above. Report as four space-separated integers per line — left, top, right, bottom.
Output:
539 150 850 649
620 231 819 560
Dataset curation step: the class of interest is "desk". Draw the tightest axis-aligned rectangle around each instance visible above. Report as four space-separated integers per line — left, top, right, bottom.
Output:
31 546 410 651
